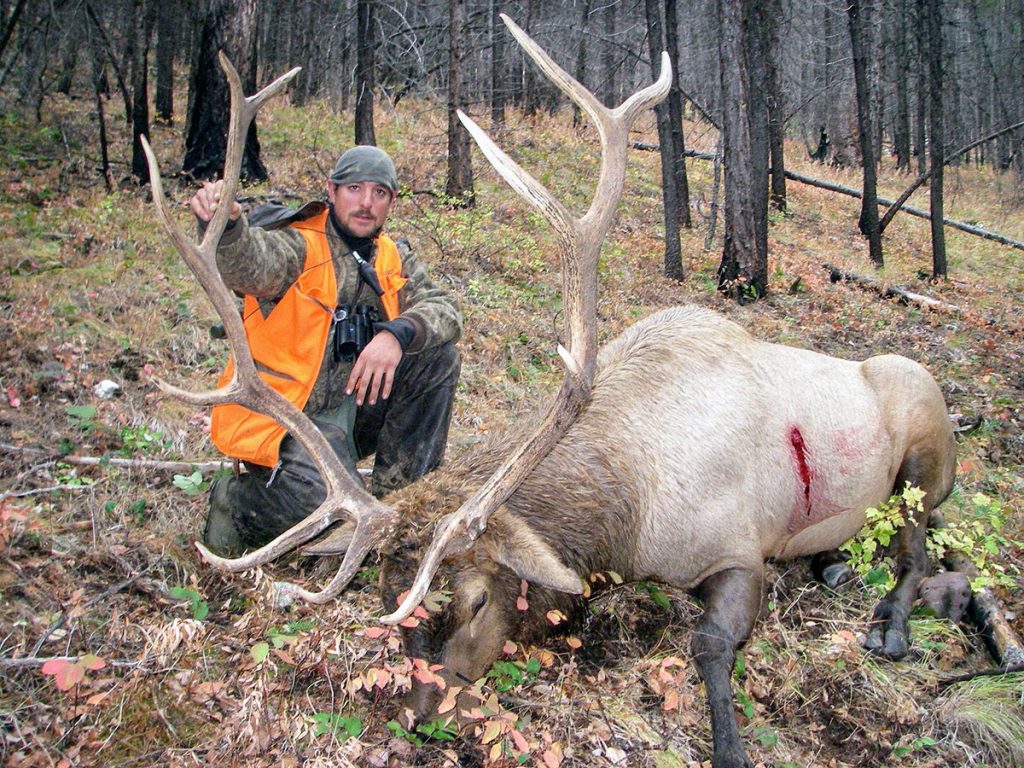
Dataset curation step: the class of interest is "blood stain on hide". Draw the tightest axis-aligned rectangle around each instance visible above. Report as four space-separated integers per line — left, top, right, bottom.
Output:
790 426 812 515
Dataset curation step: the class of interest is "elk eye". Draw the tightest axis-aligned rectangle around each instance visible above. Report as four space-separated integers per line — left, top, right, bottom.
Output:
470 591 488 619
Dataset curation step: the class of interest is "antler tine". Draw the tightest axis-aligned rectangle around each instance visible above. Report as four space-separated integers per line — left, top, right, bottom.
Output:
200 54 301 254
614 52 672 127
380 23 671 625
499 15 604 139
457 110 576 244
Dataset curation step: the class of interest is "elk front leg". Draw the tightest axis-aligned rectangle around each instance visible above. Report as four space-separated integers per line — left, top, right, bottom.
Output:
864 505 929 659
692 567 763 768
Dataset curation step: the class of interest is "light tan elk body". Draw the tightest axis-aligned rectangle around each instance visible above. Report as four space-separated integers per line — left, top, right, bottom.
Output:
140 18 955 768
382 305 955 768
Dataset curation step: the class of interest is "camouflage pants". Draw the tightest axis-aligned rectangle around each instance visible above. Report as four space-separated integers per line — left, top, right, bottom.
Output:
203 341 460 554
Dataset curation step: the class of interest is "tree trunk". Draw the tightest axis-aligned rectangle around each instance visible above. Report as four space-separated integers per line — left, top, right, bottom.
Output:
354 0 376 145
914 0 928 176
522 0 540 117
717 0 767 302
130 0 156 183
490 0 505 126
445 0 474 206
182 0 267 181
762 0 786 210
664 0 691 227
644 0 683 281
925 0 947 278
88 23 114 193
847 0 884 266
893 0 912 171
601 0 616 107
154 0 176 123
571 0 592 129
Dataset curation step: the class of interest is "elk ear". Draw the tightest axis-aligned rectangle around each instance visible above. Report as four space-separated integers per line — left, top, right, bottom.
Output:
483 510 584 594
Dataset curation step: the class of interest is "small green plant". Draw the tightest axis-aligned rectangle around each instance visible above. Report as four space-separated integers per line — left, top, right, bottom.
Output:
54 462 94 487
891 735 937 758
638 581 671 610
841 486 1021 596
312 712 362 740
840 485 924 595
267 618 315 648
387 719 424 747
486 657 542 693
173 470 209 496
927 492 1020 590
415 717 459 742
118 425 168 456
65 404 98 432
169 585 209 621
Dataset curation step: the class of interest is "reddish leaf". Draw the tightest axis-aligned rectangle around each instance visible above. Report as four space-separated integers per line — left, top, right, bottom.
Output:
79 654 106 671
42 658 84 691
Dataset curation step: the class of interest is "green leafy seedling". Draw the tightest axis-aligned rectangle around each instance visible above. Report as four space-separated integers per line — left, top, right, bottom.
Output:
313 712 362 740
170 585 209 621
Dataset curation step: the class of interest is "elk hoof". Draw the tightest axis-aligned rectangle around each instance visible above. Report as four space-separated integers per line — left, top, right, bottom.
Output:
919 571 972 623
811 551 853 589
864 601 910 659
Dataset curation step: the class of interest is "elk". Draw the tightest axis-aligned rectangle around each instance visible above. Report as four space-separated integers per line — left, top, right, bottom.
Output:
140 18 956 768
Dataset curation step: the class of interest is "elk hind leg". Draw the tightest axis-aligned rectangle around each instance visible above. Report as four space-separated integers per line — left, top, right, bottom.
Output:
865 443 954 659
692 566 763 768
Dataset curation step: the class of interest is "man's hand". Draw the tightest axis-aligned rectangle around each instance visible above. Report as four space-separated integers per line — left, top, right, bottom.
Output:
190 179 242 223
347 331 402 406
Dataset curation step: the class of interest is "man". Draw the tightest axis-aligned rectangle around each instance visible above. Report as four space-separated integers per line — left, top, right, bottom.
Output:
191 146 462 554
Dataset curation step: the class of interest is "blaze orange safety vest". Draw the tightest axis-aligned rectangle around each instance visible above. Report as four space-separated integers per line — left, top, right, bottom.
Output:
210 209 407 467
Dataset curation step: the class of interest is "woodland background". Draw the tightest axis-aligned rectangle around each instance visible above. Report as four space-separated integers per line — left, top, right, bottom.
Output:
1 1 1023 767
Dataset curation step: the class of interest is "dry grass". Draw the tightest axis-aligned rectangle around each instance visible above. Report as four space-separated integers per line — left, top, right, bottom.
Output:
1 84 1022 768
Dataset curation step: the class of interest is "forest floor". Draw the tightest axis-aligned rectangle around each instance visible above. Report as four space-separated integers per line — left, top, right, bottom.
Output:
1 84 1023 768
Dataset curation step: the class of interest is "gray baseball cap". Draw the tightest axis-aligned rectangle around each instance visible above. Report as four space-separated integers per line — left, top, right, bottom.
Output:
329 146 399 192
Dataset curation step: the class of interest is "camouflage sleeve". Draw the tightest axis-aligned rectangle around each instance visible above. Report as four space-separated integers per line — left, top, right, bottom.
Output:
394 240 463 355
214 217 307 299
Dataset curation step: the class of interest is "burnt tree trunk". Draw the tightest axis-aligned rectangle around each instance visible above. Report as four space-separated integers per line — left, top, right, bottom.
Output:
490 0 505 126
183 0 266 181
664 0 691 228
354 0 376 145
130 0 156 183
763 0 786 211
893 0 912 171
717 0 768 302
445 0 474 206
644 0 683 281
154 0 176 123
848 0 884 266
601 0 616 107
924 0 947 278
571 0 592 129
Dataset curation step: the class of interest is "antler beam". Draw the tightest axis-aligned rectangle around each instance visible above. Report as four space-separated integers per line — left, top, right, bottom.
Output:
381 15 671 624
142 53 399 604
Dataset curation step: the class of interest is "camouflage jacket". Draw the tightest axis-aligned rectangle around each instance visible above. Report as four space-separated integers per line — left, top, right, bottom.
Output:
214 205 462 417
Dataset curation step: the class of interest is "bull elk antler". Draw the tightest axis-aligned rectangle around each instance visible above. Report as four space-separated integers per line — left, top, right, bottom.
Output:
140 53 400 604
381 16 671 623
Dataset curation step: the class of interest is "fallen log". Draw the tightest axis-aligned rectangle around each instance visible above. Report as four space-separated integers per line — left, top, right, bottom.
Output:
789 171 1024 252
631 139 1024 253
0 442 230 475
822 263 962 312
